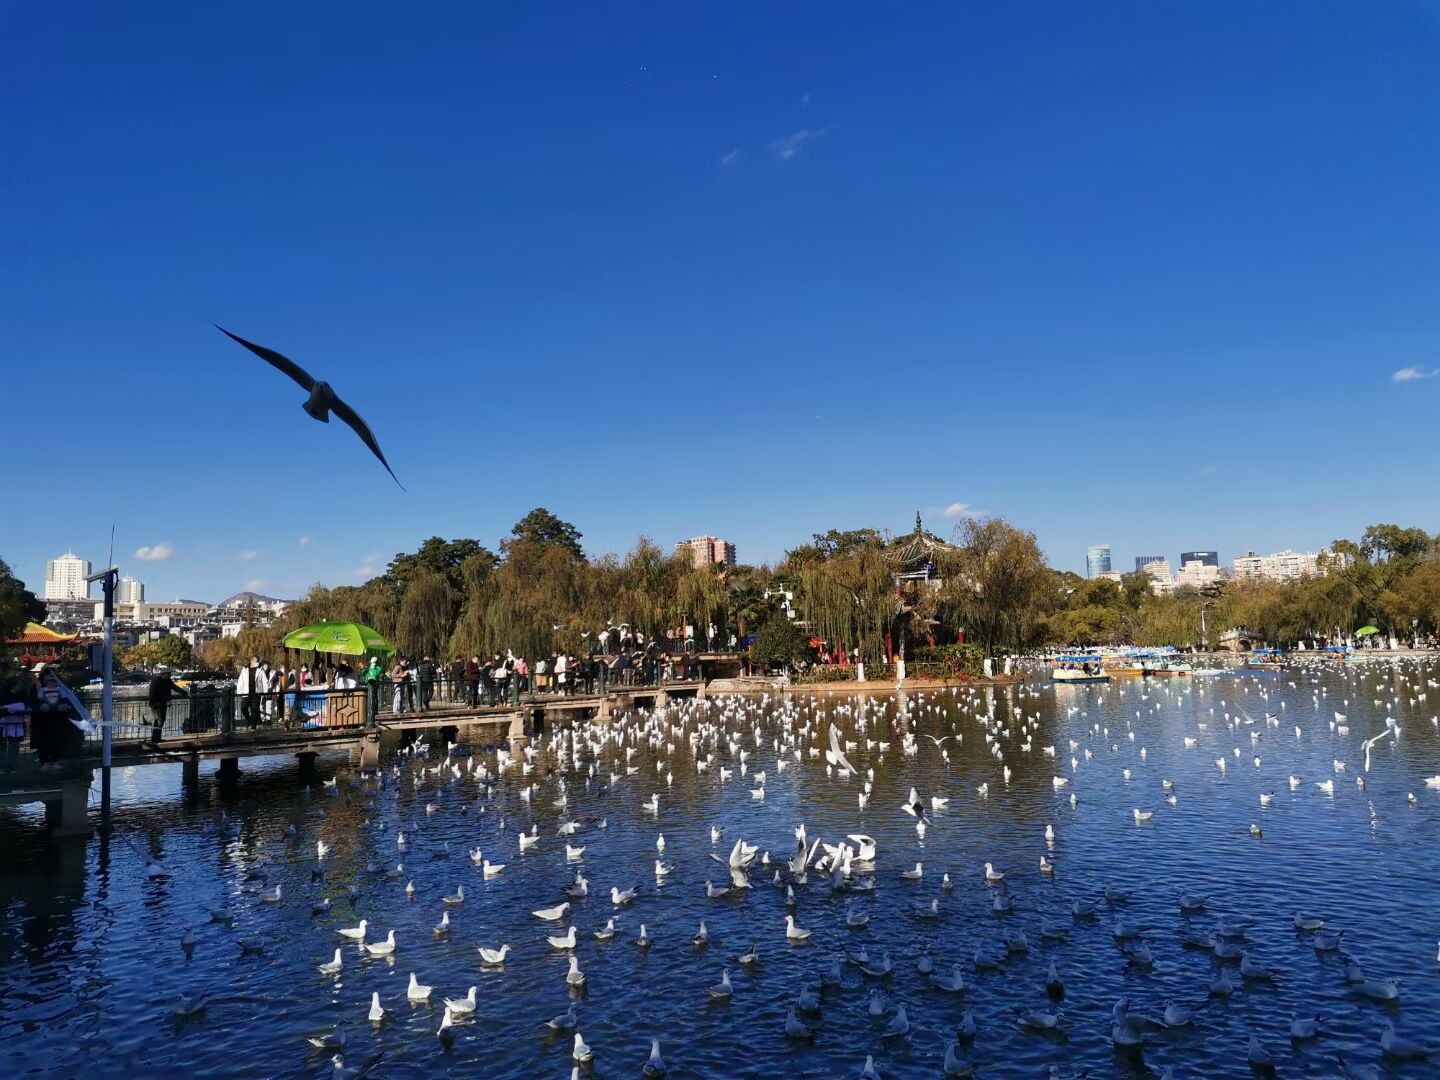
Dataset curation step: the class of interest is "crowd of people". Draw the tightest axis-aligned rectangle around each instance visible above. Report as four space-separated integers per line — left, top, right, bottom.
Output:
0 625 735 773
222 632 710 725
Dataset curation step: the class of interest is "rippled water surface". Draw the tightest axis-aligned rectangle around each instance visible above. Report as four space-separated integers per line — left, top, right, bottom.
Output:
5 659 1440 1078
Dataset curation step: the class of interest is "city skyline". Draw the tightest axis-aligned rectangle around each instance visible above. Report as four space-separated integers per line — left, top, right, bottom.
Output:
6 4 1440 602
14 523 1362 605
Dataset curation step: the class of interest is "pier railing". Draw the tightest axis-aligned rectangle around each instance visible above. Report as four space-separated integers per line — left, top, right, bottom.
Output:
72 687 372 744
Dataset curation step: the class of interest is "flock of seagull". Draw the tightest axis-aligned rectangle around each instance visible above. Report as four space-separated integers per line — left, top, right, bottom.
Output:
146 656 1440 1078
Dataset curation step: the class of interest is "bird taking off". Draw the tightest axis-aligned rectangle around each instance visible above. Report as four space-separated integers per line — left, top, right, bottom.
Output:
214 325 404 489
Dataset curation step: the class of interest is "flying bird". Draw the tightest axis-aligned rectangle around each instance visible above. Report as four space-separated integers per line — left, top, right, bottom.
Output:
214 325 403 489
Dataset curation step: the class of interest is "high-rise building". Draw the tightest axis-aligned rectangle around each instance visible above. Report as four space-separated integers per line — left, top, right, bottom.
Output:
117 577 145 604
1134 555 1165 572
1180 550 1219 568
1176 559 1222 588
1232 549 1338 582
1085 545 1111 579
44 552 91 600
675 536 737 569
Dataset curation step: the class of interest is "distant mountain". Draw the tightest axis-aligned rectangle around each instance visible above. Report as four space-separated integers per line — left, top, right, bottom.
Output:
217 591 288 608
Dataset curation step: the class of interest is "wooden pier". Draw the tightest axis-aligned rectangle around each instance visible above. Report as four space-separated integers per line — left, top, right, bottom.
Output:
0 682 706 835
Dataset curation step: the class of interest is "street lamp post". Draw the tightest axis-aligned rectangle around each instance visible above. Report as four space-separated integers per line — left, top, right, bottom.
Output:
86 565 118 834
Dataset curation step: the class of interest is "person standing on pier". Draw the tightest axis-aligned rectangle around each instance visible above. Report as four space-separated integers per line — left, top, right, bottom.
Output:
236 656 261 728
364 656 385 718
449 656 465 702
146 667 188 747
417 656 435 710
0 663 33 773
390 657 409 713
464 656 481 706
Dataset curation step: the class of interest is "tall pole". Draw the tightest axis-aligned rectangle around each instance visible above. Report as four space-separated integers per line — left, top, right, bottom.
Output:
89 566 118 834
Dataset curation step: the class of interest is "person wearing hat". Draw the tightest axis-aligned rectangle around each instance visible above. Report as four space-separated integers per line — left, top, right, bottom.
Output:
363 655 384 719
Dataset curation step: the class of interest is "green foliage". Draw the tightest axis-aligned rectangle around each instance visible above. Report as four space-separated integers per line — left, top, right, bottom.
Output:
384 537 495 594
797 664 859 684
937 518 1055 655
780 535 890 661
234 626 283 666
122 634 193 671
749 617 813 672
506 508 585 562
277 516 1440 668
1360 524 1433 562
396 568 454 658
928 642 985 678
0 558 45 640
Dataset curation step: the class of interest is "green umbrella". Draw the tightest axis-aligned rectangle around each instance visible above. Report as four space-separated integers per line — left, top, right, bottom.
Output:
283 621 396 657
1355 625 1381 637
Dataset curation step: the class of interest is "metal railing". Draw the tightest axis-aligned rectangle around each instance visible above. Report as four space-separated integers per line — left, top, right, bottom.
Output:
73 687 372 745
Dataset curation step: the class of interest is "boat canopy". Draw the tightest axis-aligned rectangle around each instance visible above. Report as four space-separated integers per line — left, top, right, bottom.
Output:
1250 647 1283 655
1056 654 1103 663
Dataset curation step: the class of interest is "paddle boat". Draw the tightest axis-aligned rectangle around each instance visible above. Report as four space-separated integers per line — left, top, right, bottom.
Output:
1051 654 1110 683
1243 647 1285 670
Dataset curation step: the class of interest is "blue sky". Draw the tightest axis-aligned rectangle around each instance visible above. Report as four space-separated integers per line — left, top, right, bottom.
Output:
5 2 1440 601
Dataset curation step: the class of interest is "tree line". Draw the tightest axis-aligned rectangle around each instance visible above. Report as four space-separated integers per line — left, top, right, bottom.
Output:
7 516 1440 676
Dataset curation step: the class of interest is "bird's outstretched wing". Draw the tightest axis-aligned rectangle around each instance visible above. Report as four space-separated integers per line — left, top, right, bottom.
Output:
214 324 317 390
330 395 405 490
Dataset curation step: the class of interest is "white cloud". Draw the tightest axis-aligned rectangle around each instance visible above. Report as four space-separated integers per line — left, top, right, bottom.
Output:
770 128 822 160
1196 465 1217 475
942 502 974 519
1391 366 1439 382
801 92 812 107
719 148 742 167
349 554 381 580
298 536 312 548
235 550 260 562
134 543 175 562
243 578 267 592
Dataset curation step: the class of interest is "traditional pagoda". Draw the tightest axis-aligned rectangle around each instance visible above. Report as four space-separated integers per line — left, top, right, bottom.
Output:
4 621 86 667
883 512 951 586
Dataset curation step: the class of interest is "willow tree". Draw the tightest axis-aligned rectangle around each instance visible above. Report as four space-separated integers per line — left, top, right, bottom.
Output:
782 536 892 660
674 561 729 639
609 538 677 635
449 551 501 658
939 517 1052 655
397 568 454 658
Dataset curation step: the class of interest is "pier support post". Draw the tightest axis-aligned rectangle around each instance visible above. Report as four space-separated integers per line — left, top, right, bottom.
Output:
655 689 669 707
217 756 242 783
182 753 200 790
359 735 380 770
506 711 530 751
297 751 319 785
45 777 92 838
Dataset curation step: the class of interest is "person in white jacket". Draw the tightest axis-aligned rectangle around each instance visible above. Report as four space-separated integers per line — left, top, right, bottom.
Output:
235 657 262 727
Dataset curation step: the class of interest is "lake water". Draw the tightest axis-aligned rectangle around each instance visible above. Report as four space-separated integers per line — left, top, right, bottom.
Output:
3 658 1439 1078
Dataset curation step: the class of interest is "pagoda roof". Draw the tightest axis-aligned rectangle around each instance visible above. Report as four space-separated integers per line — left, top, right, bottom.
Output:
6 621 81 645
883 512 954 571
